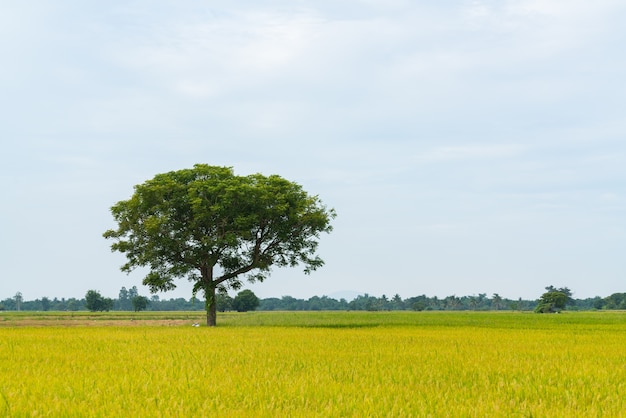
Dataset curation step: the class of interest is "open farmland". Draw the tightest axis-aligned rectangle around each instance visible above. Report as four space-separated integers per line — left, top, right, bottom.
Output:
1 311 626 417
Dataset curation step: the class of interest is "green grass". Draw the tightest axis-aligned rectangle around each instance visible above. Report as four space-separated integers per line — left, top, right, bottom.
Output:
3 309 626 329
218 309 626 330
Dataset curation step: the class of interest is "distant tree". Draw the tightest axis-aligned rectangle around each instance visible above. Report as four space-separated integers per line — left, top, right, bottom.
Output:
378 294 390 311
259 297 281 310
444 295 461 310
128 286 139 299
308 296 322 311
118 287 131 310
55 298 68 311
3 299 15 310
216 292 233 312
591 296 605 309
102 298 114 311
232 290 260 312
411 301 426 311
85 290 113 312
131 296 149 312
348 294 379 311
535 286 570 313
280 296 304 310
491 293 503 310
604 293 626 310
103 164 335 326
545 286 574 305
85 290 101 311
67 299 81 311
477 293 488 309
15 292 23 311
406 295 432 311
40 297 51 311
391 294 405 310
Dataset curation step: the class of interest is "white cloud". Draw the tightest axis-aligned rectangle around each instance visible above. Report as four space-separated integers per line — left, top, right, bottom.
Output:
106 10 329 99
2 1 625 301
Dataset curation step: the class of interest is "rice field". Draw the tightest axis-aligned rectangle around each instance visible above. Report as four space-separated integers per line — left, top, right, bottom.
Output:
1 311 625 417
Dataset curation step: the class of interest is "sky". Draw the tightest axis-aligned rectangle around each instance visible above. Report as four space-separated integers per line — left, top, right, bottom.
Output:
1 0 625 302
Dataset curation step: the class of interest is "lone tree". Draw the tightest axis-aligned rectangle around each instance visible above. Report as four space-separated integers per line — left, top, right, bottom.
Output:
535 286 572 313
232 289 260 312
103 164 335 326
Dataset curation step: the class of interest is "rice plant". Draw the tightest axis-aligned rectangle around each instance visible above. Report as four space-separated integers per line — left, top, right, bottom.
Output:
1 311 625 416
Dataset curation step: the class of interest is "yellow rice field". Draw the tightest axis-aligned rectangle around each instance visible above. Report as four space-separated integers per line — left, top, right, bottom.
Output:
1 311 625 417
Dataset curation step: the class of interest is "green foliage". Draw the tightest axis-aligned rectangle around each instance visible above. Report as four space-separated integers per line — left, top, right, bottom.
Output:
104 164 335 325
117 286 140 311
232 290 260 312
117 287 130 310
535 286 571 313
131 296 149 312
14 292 23 311
491 293 503 310
84 290 113 312
411 301 426 311
84 290 100 312
216 292 233 312
604 293 626 310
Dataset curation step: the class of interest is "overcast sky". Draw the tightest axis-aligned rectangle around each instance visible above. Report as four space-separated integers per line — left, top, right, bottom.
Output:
2 0 624 302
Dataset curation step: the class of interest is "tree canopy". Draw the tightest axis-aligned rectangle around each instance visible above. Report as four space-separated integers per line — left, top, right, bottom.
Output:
232 290 260 312
103 164 335 325
85 290 114 312
131 295 149 312
535 286 572 313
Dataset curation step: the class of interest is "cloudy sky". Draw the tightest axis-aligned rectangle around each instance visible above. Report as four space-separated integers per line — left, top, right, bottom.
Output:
2 0 624 302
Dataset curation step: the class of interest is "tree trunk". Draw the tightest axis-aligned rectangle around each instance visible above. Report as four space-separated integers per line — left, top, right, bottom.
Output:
201 264 218 326
206 284 217 326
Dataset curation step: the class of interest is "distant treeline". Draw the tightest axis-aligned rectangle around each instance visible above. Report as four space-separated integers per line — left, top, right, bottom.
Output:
0 296 205 312
2 288 626 312
259 293 614 312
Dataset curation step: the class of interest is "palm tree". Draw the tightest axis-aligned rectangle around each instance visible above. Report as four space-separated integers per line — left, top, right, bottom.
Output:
15 292 23 311
491 293 503 310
